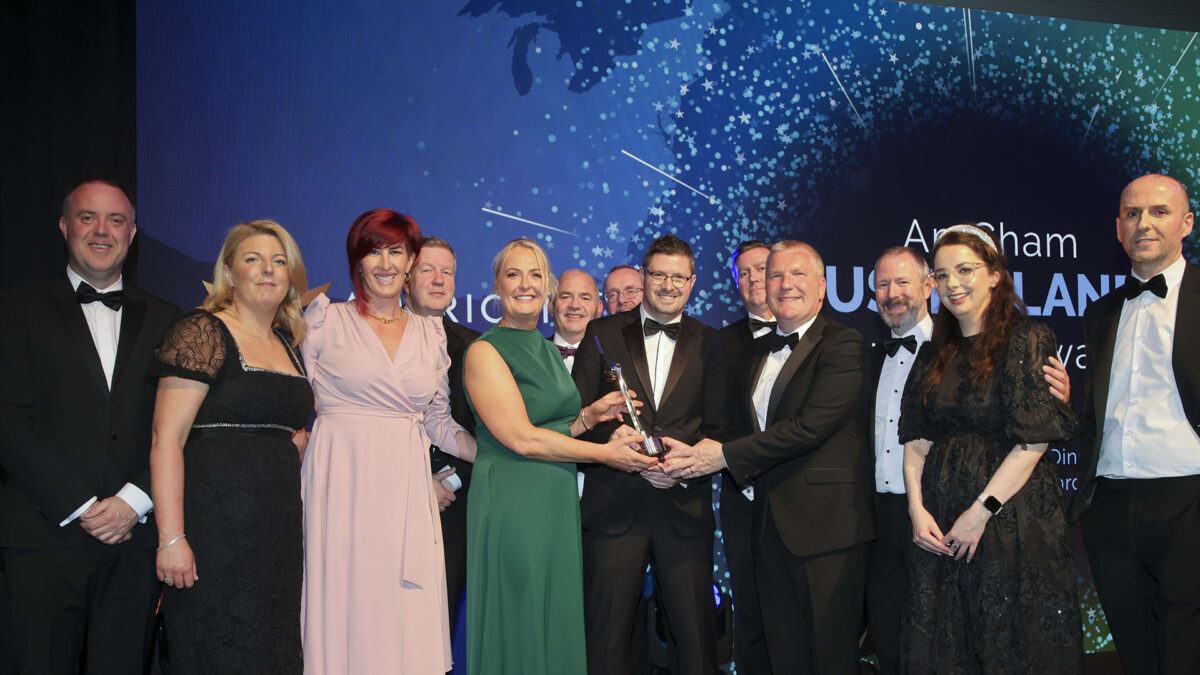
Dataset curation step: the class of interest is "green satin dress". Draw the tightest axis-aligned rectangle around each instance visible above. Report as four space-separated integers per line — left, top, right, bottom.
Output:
465 326 587 675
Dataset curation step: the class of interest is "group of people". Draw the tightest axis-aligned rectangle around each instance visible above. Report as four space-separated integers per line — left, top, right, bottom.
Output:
0 172 1195 675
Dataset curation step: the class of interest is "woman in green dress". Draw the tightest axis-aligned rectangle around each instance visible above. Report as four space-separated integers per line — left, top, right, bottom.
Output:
464 238 657 675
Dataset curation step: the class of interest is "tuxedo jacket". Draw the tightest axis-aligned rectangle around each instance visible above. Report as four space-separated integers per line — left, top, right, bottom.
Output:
1072 261 1200 520
430 316 480 542
572 308 730 538
0 277 180 548
722 313 875 558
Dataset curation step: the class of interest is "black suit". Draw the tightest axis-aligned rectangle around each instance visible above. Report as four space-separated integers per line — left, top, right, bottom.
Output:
0 277 179 674
573 309 729 675
431 316 480 637
1074 262 1200 675
863 341 909 675
715 318 769 675
721 313 873 675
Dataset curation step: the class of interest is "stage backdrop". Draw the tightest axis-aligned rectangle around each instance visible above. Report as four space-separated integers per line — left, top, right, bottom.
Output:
138 0 1200 665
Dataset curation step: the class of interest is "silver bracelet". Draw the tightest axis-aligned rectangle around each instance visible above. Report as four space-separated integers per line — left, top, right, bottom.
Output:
157 534 187 552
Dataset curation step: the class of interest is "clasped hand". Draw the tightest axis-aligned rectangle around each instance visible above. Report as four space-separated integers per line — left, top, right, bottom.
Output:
659 437 726 480
911 502 989 562
79 496 137 545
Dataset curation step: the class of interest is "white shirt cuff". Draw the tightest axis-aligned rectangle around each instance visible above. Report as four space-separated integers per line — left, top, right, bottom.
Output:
60 496 98 527
116 483 153 523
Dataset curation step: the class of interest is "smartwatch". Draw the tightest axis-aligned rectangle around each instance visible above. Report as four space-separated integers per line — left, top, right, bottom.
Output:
977 494 1003 515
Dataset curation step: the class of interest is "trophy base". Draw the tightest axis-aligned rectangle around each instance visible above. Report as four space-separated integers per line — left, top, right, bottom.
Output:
642 436 665 458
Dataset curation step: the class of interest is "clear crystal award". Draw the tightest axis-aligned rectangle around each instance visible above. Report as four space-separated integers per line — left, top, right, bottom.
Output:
596 337 664 458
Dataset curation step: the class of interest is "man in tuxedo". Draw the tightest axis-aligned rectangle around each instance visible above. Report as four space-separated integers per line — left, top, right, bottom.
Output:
551 268 603 374
602 264 644 315
573 234 728 675
664 240 873 675
716 240 773 675
0 178 179 674
404 236 479 639
1075 173 1200 674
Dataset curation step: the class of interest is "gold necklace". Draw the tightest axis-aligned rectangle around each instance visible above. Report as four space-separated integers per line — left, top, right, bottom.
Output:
367 308 404 324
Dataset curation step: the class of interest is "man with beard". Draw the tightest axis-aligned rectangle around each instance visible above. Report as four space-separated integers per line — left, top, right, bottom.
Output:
716 240 773 675
572 234 729 675
602 265 644 315
551 269 603 374
404 236 478 640
866 246 1070 673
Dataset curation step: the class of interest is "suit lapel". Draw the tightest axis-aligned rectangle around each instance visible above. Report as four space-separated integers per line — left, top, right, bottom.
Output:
743 342 770 433
1172 264 1200 427
621 317 655 414
766 314 826 425
1091 296 1123 429
50 281 109 397
111 292 147 391
658 318 696 409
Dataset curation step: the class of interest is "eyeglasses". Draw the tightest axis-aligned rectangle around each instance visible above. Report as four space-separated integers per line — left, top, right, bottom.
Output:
604 287 643 302
932 263 987 284
646 271 694 287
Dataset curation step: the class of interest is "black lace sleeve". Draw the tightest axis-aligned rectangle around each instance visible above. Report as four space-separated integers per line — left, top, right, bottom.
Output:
1001 320 1080 445
897 341 934 444
149 310 227 385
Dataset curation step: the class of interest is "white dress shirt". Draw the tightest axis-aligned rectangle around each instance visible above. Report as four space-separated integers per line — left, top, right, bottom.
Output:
553 332 581 374
751 316 819 433
639 305 682 408
1099 256 1200 478
61 266 154 526
874 315 933 494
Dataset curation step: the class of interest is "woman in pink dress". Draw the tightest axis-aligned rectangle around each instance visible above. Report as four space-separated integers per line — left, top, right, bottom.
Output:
302 209 476 674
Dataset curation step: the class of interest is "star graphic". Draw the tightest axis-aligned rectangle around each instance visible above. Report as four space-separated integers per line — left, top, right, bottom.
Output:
679 83 690 96
603 248 614 258
649 205 665 218
591 245 604 256
667 38 681 50
734 152 746 165
606 221 620 236
653 101 665 112
675 110 684 119
702 79 715 91
889 53 899 64
950 56 961 65
738 112 751 124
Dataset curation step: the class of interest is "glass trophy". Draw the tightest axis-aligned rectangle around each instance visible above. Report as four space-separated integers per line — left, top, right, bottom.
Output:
596 337 664 458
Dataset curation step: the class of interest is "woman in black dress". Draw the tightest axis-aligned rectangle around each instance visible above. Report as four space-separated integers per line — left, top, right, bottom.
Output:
150 220 314 673
899 224 1082 674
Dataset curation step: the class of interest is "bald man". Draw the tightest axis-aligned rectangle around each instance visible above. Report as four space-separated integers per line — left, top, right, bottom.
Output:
1075 173 1200 675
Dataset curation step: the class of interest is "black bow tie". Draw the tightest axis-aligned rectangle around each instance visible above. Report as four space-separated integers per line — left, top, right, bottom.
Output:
557 345 577 360
1124 274 1168 301
644 318 681 340
75 282 125 311
884 335 918 357
749 318 777 333
759 331 799 353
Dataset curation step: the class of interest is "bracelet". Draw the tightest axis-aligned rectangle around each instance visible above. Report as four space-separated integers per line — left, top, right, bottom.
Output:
157 534 187 552
580 408 592 431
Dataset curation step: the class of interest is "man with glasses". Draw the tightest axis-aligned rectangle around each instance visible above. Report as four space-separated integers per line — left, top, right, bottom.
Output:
602 265 644 315
572 234 729 675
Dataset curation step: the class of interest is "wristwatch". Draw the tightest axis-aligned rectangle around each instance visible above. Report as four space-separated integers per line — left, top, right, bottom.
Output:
977 494 1003 515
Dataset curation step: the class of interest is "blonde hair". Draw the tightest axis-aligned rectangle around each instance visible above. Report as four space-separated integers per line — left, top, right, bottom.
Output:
491 237 557 300
202 220 308 346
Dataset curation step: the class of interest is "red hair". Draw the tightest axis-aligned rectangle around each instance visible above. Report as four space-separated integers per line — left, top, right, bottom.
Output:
346 209 422 315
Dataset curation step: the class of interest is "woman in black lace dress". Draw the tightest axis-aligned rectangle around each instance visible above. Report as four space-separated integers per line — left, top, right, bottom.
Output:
898 224 1082 674
149 221 314 673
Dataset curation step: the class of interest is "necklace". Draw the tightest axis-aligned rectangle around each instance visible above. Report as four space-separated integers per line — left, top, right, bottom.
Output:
367 308 404 324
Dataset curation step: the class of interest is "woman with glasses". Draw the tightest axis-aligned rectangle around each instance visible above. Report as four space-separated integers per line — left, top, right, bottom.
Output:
898 224 1082 673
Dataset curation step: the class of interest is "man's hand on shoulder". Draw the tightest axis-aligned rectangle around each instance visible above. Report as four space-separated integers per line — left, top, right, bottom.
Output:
80 496 137 545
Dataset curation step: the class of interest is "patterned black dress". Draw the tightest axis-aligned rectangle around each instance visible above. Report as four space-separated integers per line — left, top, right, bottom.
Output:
151 310 313 674
898 320 1082 674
